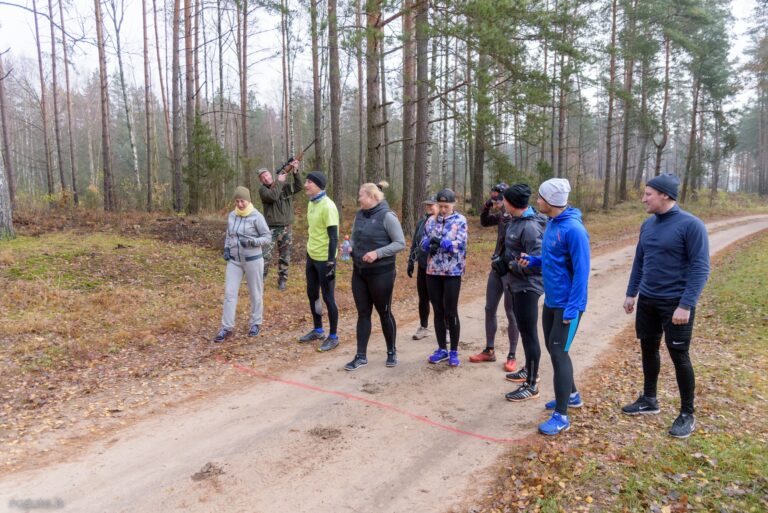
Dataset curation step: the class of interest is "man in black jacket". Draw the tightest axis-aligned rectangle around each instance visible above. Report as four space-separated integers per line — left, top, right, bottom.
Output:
258 160 301 291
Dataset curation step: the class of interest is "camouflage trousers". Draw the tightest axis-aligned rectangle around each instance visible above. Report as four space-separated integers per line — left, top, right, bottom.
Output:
263 225 292 280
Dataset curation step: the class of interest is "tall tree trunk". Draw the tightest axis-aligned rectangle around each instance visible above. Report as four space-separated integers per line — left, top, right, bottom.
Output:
185 0 197 212
33 0 55 196
280 0 294 159
681 75 700 204
0 141 13 239
618 0 636 202
365 0 385 182
401 0 417 232
472 53 490 214
107 0 141 190
193 0 201 116
556 51 567 178
310 0 325 170
153 0 173 163
217 0 225 146
356 0 365 187
634 50 650 190
328 0 344 218
602 0 618 210
142 0 153 210
653 28 670 177
709 107 721 206
59 0 79 205
48 0 66 194
0 54 16 208
413 0 429 212
239 0 251 189
380 47 391 183
94 0 116 210
171 0 184 211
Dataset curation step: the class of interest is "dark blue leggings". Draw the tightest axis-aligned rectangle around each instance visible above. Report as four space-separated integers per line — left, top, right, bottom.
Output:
543 306 582 415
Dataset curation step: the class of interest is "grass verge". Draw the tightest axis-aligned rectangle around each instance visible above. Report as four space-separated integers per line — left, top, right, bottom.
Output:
475 232 768 513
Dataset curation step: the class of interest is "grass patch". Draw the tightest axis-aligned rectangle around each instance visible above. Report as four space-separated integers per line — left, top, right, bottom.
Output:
477 232 768 513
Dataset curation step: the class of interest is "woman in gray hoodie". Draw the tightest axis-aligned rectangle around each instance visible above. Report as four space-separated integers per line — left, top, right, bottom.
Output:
213 186 272 342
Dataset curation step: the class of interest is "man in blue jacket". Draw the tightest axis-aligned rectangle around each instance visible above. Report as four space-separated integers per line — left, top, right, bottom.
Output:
622 173 710 439
520 178 590 436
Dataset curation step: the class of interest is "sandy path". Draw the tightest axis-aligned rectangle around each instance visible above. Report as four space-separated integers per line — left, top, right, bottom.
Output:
2 215 767 513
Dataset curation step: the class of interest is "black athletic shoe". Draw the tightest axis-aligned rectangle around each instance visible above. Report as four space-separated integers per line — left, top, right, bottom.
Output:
505 383 540 402
505 369 540 383
386 351 397 367
621 394 661 415
318 336 340 352
344 354 368 371
213 328 232 343
299 329 325 342
278 277 287 291
669 412 696 438
248 324 261 337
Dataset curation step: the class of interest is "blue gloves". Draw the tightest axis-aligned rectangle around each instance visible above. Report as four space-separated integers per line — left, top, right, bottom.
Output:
440 239 453 251
223 247 231 261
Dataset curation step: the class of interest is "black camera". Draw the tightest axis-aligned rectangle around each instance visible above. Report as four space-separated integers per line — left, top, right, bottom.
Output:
428 236 442 256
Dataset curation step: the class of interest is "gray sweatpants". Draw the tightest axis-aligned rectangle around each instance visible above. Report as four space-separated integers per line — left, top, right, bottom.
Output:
484 270 520 357
221 257 264 330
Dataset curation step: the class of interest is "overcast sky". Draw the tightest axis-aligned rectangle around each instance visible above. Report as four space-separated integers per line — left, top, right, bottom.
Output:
0 0 761 109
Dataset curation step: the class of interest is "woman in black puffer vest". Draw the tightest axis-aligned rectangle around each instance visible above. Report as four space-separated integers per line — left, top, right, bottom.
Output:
344 181 406 371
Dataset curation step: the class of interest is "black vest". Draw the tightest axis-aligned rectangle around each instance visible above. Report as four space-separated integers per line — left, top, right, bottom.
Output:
352 201 395 270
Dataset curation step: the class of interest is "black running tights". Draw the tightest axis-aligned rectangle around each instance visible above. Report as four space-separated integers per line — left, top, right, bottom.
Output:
426 275 461 351
640 338 696 414
352 266 397 356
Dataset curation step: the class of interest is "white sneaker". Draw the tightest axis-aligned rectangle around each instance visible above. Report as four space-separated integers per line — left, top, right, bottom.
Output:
412 326 430 340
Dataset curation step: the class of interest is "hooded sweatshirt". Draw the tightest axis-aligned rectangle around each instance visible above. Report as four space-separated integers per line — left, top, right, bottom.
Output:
224 208 272 262
526 207 590 320
503 206 546 294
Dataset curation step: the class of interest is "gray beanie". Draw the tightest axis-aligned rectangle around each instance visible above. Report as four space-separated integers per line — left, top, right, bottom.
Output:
538 178 571 207
646 173 679 200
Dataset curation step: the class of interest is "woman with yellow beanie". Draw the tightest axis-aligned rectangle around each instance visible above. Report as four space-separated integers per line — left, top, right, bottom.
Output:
213 186 272 342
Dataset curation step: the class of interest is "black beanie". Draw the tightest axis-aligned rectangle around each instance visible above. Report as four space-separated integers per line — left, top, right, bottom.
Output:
503 183 532 208
306 170 327 190
646 173 679 200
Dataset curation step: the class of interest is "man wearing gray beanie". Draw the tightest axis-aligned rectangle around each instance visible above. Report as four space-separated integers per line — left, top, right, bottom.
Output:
622 174 710 439
518 177 590 436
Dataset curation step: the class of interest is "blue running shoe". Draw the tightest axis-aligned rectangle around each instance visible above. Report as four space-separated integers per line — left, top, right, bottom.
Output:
448 351 460 367
428 348 449 364
545 392 584 410
539 411 570 436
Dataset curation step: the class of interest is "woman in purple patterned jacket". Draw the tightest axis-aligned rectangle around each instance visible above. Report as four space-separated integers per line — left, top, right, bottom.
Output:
420 188 468 367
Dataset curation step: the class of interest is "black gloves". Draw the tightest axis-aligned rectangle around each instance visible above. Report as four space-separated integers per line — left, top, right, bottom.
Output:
491 254 508 276
223 247 231 261
325 261 336 281
484 199 494 209
407 260 415 278
428 236 442 256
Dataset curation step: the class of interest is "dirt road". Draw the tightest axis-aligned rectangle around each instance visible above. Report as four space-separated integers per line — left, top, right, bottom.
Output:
2 215 767 513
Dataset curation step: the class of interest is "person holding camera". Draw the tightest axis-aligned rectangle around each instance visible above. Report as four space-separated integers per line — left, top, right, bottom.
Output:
258 159 301 291
493 184 547 402
344 181 406 371
406 195 438 340
469 183 520 373
420 188 468 367
298 171 341 352
213 186 272 343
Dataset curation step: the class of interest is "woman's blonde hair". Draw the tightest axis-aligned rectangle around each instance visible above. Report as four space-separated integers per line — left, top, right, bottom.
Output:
360 181 389 202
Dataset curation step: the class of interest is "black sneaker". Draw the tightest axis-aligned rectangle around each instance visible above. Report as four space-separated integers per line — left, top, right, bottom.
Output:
505 383 540 402
621 394 661 415
386 351 397 367
318 336 340 352
278 277 287 291
248 324 261 337
505 369 540 383
213 328 232 343
669 412 696 438
344 354 368 371
299 329 325 342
